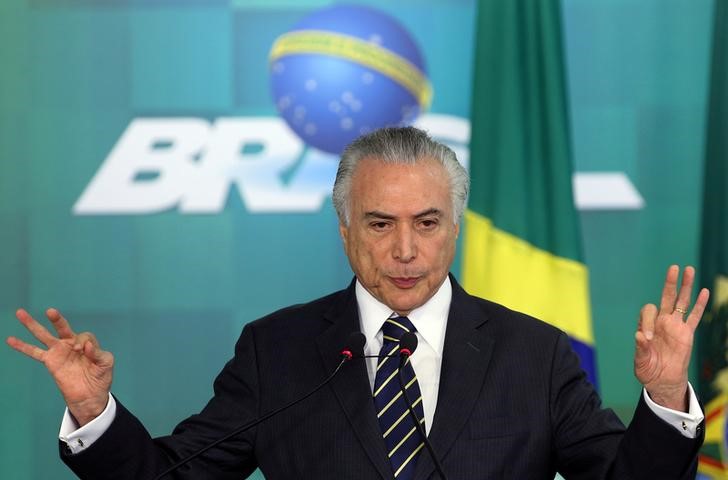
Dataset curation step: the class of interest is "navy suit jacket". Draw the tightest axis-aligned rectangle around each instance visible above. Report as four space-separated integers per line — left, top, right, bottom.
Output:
61 277 703 479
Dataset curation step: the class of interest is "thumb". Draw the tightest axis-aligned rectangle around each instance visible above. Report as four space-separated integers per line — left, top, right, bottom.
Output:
634 304 657 371
638 304 657 341
634 330 651 366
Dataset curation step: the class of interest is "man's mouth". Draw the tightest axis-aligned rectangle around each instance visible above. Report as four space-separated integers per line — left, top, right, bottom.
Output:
390 277 420 288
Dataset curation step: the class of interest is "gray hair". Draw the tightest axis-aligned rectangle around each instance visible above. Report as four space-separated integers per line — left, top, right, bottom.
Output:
332 126 470 225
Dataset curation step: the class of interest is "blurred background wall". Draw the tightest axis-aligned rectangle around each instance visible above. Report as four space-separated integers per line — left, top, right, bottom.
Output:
0 0 713 478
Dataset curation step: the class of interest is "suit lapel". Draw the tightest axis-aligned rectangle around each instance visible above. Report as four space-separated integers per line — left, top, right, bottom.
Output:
413 277 494 480
315 282 393 480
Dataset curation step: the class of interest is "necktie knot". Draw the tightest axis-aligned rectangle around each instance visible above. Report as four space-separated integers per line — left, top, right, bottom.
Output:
382 316 416 345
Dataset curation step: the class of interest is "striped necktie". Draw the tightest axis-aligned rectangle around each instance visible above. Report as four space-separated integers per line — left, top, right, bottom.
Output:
373 316 426 479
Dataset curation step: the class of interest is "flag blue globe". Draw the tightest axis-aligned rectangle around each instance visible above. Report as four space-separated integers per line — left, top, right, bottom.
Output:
269 5 432 154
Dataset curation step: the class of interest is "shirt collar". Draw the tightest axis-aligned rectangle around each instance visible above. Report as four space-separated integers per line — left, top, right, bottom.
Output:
355 276 452 357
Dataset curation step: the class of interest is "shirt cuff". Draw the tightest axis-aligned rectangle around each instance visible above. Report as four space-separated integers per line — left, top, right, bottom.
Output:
58 393 117 454
643 383 704 438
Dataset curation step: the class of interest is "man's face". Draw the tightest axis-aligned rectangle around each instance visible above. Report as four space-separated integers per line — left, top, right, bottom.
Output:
339 156 460 315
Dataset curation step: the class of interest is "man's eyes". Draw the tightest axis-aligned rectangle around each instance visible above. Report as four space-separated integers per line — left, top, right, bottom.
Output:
368 219 439 231
419 218 437 228
370 221 392 230
418 218 439 229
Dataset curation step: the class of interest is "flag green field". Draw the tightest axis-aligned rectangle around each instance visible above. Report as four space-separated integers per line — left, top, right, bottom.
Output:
462 0 596 385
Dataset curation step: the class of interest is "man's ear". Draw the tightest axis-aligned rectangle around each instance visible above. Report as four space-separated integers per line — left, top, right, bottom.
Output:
339 223 349 253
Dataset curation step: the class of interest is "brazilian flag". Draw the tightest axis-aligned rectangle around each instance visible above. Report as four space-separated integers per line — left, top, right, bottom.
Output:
697 1 728 478
461 0 596 386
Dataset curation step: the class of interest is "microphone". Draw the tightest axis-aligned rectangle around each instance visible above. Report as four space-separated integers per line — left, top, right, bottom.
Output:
397 332 449 480
399 331 418 357
153 332 365 480
341 331 366 360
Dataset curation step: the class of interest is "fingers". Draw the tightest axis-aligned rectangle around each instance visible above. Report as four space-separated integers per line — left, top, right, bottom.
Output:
658 265 700 318
83 340 96 361
659 265 680 312
9 309 112 371
639 304 658 340
10 309 105 364
6 336 46 362
15 309 57 347
82 340 107 363
46 308 75 339
77 335 113 367
686 288 710 330
674 266 695 313
652 264 708 331
73 332 100 353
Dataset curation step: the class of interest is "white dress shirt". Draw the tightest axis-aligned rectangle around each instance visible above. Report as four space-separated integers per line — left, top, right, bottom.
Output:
355 277 451 435
59 277 704 452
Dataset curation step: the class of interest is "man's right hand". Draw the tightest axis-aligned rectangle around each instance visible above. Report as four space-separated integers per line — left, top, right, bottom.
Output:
6 308 114 427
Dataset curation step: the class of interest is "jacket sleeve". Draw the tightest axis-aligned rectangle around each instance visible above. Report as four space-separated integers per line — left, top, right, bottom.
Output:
550 332 704 479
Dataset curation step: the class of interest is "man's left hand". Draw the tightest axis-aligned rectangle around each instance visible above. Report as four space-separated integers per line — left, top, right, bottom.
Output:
634 265 710 412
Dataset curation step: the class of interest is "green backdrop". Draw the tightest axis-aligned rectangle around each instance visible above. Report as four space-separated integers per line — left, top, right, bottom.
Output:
0 0 713 478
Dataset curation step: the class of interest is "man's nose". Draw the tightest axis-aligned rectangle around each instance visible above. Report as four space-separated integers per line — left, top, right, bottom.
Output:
392 226 416 262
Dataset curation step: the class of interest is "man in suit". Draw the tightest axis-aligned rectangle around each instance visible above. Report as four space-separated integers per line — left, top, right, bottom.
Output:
7 127 708 479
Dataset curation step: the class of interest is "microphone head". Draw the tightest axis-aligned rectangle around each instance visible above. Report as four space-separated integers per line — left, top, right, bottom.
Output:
399 332 418 357
341 332 366 360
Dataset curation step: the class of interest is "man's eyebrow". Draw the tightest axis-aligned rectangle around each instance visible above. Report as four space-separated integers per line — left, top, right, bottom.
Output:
364 211 396 220
414 208 443 218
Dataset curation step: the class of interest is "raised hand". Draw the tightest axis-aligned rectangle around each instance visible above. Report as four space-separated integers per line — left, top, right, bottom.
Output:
634 265 710 411
6 308 114 426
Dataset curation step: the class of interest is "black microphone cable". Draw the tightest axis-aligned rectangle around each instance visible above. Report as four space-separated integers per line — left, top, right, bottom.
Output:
397 332 449 480
154 332 366 480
